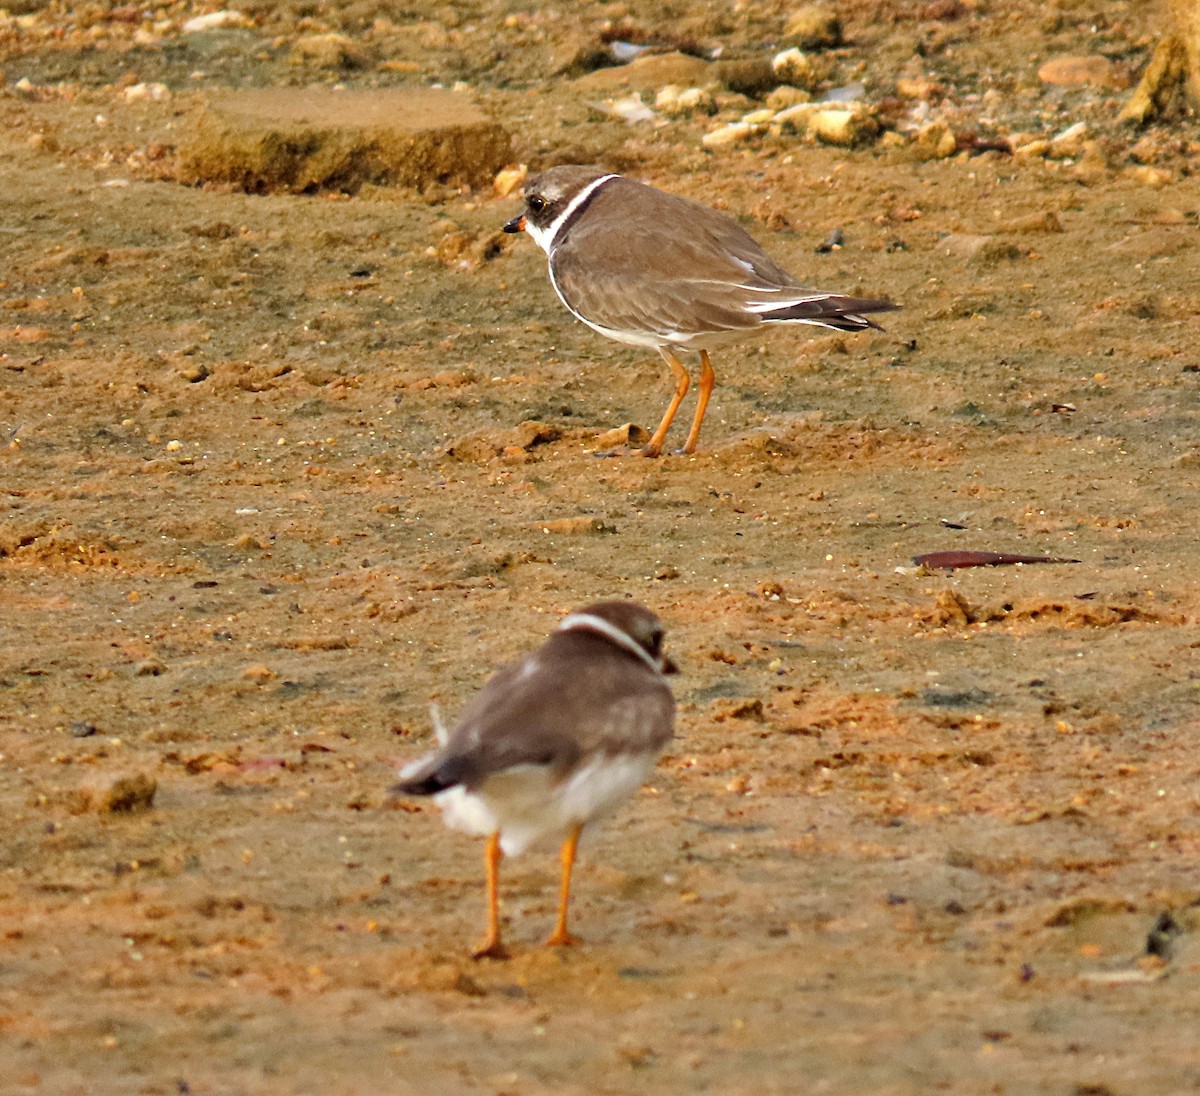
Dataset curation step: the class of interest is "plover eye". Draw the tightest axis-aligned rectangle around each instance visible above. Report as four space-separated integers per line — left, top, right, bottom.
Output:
527 194 547 214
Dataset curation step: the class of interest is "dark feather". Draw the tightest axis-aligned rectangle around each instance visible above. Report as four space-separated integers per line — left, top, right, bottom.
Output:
762 296 899 332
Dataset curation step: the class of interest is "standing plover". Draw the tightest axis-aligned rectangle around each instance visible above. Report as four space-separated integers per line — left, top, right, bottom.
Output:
392 601 677 958
504 164 898 455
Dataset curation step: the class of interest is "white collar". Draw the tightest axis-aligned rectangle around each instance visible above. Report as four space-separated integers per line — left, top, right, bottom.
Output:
556 611 661 674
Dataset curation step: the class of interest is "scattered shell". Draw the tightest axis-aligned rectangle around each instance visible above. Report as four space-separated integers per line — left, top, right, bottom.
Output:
601 93 656 124
122 82 170 103
594 423 651 449
182 10 251 33
1047 121 1090 158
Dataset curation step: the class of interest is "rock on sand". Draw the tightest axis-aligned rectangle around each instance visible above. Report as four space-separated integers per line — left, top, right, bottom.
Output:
176 87 512 194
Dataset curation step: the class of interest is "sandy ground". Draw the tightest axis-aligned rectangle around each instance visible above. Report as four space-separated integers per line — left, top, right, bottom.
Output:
2 2 1200 1093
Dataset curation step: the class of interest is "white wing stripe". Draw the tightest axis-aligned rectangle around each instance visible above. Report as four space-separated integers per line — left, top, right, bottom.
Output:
746 294 836 314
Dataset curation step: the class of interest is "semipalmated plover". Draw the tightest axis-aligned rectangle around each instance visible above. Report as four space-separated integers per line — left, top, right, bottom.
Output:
392 601 676 958
503 164 898 456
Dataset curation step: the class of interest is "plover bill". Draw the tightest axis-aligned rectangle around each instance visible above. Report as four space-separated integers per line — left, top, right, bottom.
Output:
503 164 898 456
392 600 677 958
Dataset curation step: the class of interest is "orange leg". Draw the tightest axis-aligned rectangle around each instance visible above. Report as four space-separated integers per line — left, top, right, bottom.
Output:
642 348 691 458
681 350 715 454
472 832 509 960
544 822 583 948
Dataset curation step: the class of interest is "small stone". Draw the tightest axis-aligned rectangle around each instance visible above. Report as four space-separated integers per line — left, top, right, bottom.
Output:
770 102 821 135
939 234 1022 265
711 697 766 723
291 33 369 70
493 164 527 197
930 589 973 627
572 51 712 92
1046 120 1090 159
702 121 758 149
75 772 157 814
811 106 878 147
713 58 777 97
1128 136 1161 165
525 517 616 536
772 47 816 90
783 4 843 50
1037 55 1128 90
69 721 98 738
242 664 278 685
765 85 812 111
1013 138 1050 160
912 121 957 159
1125 164 1171 188
742 108 776 126
998 211 1063 234
177 362 210 383
896 75 944 100
655 85 717 117
446 420 562 463
135 658 167 677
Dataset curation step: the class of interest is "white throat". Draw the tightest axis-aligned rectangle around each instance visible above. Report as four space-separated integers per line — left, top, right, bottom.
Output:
557 612 661 674
526 174 619 256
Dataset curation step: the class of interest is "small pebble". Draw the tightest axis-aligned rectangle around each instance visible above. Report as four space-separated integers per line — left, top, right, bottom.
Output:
811 107 878 147
772 47 816 89
783 3 842 50
493 164 526 197
243 664 279 685
74 772 157 814
655 85 716 118
702 121 758 149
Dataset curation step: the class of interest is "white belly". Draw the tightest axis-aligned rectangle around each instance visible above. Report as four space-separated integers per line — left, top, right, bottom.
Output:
434 752 657 855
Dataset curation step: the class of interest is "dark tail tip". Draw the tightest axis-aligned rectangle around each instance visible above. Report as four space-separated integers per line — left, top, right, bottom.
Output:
389 773 450 799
